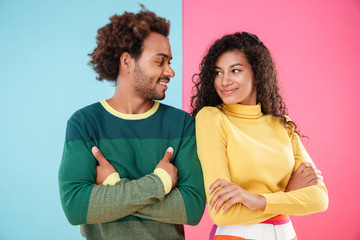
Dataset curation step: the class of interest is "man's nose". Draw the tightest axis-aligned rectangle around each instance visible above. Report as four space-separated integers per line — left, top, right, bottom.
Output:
164 64 175 78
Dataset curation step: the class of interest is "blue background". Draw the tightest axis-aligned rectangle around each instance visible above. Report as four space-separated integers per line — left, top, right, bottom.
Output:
0 1 182 239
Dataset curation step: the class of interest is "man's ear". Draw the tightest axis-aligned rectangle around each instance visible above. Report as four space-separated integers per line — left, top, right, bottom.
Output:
119 52 134 73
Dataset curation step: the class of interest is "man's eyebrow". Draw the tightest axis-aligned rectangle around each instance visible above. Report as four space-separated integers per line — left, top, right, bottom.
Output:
155 53 172 60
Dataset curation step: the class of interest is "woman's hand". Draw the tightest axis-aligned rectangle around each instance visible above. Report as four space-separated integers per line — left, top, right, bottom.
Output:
208 179 266 214
92 146 117 185
285 162 323 192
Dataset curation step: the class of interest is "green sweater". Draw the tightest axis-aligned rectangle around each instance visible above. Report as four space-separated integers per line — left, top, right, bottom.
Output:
58 100 206 240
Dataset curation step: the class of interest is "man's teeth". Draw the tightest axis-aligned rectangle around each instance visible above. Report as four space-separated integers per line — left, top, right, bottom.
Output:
159 82 167 86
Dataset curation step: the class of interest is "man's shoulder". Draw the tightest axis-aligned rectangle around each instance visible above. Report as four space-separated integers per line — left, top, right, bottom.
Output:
157 103 195 137
68 101 104 124
158 103 193 121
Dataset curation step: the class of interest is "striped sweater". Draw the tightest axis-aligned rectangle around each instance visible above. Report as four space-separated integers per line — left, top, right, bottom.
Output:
58 100 206 240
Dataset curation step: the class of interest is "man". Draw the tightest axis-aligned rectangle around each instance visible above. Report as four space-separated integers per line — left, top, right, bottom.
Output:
58 9 205 240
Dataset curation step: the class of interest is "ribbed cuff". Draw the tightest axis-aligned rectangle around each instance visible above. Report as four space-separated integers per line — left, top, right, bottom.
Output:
154 168 172 194
103 172 121 186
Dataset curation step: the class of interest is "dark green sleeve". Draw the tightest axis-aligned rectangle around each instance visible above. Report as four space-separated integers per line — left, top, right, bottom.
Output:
132 116 206 226
175 116 206 225
58 120 166 225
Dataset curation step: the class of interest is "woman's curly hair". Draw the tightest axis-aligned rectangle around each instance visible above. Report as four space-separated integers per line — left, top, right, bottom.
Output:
88 9 170 82
190 32 302 136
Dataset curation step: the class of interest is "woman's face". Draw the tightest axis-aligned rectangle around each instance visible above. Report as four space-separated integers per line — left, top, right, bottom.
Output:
214 51 257 105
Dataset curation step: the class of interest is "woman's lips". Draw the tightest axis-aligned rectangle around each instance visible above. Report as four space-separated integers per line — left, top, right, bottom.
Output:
221 88 237 95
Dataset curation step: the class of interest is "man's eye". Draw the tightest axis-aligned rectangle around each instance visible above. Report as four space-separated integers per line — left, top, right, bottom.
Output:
157 61 163 65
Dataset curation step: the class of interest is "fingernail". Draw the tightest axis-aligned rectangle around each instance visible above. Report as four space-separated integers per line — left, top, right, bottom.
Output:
92 146 99 153
222 210 225 214
214 209 217 214
167 147 173 152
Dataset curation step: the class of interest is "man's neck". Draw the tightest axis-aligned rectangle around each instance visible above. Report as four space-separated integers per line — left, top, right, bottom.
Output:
106 85 154 115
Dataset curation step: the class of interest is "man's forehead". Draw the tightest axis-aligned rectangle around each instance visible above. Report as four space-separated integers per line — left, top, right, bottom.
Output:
142 32 172 58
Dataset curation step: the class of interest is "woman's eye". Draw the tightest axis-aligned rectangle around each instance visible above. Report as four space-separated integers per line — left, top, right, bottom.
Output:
233 69 241 73
215 71 222 75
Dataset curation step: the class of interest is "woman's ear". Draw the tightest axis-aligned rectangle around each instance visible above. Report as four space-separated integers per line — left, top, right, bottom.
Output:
253 77 260 87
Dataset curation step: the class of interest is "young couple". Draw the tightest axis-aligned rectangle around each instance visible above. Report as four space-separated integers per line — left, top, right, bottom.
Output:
59 9 328 240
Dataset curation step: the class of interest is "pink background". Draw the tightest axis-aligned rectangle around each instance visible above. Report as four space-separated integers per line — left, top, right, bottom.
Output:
182 0 360 239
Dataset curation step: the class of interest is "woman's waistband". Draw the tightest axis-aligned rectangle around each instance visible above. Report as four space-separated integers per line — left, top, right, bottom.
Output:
260 214 290 225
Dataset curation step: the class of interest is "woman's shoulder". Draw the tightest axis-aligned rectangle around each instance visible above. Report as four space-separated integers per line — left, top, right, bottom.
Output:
195 106 227 129
196 106 223 119
267 114 297 137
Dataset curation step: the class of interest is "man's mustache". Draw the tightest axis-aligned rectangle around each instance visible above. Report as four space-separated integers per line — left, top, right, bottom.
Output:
158 77 170 81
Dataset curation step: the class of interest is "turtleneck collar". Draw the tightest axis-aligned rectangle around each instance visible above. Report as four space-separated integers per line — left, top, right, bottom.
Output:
221 103 263 119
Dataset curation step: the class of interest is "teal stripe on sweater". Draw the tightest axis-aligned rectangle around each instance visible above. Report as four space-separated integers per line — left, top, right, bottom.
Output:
66 102 194 143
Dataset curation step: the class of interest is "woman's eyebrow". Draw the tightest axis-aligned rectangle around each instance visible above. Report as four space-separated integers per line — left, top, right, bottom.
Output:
215 63 244 69
230 63 244 67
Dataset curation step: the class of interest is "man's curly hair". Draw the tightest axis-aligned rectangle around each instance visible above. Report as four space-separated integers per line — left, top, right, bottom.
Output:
88 9 170 82
190 32 302 136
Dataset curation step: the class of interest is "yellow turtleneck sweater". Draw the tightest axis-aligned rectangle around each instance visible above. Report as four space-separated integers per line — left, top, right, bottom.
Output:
195 104 328 226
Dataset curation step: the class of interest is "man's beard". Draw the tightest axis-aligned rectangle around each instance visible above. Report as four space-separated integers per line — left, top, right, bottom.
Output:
133 63 165 100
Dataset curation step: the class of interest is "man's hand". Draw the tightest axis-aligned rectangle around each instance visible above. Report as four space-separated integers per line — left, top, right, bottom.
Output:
155 147 178 189
285 162 323 192
92 146 117 185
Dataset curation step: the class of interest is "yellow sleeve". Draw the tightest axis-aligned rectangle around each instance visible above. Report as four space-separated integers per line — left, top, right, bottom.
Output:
102 169 171 194
261 132 329 215
196 107 274 225
153 168 172 194
102 172 121 186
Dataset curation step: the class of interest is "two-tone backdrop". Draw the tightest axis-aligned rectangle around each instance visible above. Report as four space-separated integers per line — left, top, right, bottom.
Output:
1 0 359 239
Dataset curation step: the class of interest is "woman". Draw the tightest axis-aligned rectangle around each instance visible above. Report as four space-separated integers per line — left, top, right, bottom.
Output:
191 32 328 240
